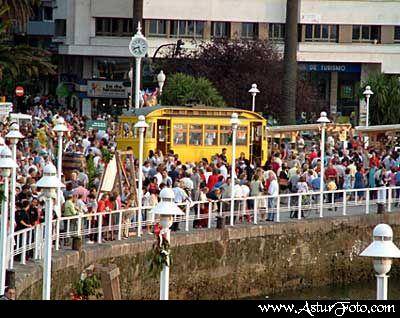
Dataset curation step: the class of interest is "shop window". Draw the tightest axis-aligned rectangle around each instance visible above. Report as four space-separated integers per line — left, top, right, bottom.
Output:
269 23 285 42
55 19 66 36
189 124 203 146
241 23 258 39
171 20 204 38
395 26 400 43
173 124 187 145
148 20 167 37
212 22 230 38
352 25 381 43
237 126 248 146
304 24 338 42
205 125 218 146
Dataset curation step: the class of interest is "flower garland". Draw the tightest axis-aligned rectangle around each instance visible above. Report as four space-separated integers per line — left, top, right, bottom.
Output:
147 223 171 278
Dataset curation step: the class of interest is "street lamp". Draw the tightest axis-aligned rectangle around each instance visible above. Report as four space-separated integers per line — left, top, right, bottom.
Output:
363 85 373 148
53 116 68 223
157 70 166 105
360 224 400 300
249 84 260 113
317 111 330 218
0 146 17 297
5 123 24 269
230 113 239 226
134 115 149 238
36 162 65 300
150 188 184 300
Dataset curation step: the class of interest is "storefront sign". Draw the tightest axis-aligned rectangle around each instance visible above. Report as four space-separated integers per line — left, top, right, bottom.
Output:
86 120 107 131
299 63 361 73
301 14 321 23
87 80 128 99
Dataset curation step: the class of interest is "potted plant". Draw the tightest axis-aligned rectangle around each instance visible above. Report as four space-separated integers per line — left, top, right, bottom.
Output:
71 272 102 300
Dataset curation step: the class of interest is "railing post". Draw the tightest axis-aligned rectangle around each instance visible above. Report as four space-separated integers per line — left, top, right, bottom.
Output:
77 215 82 238
319 191 324 218
298 194 302 220
117 211 123 241
343 190 347 216
98 215 103 244
185 202 190 232
20 232 27 265
208 202 212 229
34 226 40 260
388 187 392 212
55 219 60 251
366 189 370 214
276 196 280 223
254 198 258 225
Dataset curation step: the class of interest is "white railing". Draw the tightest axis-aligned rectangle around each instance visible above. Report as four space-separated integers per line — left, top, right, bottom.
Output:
8 185 400 264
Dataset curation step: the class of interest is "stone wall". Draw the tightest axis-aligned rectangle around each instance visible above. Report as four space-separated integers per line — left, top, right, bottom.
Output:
16 213 400 300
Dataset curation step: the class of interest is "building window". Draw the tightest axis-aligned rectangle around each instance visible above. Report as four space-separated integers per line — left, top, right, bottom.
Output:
96 18 133 37
171 20 204 38
241 22 258 39
269 23 285 41
212 22 229 38
55 19 66 36
148 19 167 37
395 26 400 43
352 25 380 43
173 124 187 145
43 6 53 21
304 24 338 42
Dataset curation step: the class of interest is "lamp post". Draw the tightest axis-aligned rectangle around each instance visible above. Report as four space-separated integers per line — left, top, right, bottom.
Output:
317 111 330 218
0 146 17 297
249 84 260 113
230 113 239 226
5 123 24 269
360 224 400 300
134 115 149 237
129 67 134 110
53 117 68 221
363 85 373 148
150 188 184 300
157 70 166 105
36 163 65 300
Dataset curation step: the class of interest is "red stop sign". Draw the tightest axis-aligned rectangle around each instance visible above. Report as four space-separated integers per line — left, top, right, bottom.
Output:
15 86 24 97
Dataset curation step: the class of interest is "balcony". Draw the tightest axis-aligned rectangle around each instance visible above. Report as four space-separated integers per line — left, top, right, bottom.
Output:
27 21 55 36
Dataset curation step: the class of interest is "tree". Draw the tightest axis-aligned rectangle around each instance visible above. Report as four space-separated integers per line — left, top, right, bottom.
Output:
281 0 299 124
0 0 39 27
360 73 400 125
161 73 225 107
0 4 56 93
158 39 325 122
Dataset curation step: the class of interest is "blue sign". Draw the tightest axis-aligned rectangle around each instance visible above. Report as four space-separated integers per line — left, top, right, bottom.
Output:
299 63 361 73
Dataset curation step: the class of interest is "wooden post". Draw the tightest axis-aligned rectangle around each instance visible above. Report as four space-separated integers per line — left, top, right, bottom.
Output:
95 264 121 300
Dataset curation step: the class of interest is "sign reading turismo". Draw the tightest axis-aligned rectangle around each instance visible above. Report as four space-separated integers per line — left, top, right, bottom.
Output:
299 63 361 73
87 80 128 99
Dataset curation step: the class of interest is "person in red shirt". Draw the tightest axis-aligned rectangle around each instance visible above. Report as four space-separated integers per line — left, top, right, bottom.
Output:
308 147 318 164
325 162 338 185
207 169 220 191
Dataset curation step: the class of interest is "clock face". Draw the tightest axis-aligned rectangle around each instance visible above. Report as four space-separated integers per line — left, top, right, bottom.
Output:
129 37 148 58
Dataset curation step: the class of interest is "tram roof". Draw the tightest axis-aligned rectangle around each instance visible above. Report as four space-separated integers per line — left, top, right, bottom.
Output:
355 124 400 133
121 105 265 120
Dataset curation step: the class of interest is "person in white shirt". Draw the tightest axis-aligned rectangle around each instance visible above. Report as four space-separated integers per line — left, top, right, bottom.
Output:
267 171 279 221
218 163 228 181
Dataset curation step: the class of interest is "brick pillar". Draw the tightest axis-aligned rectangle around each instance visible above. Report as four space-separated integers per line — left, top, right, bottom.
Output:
381 26 394 44
259 23 268 40
230 22 241 39
330 72 338 115
339 25 353 43
204 21 212 40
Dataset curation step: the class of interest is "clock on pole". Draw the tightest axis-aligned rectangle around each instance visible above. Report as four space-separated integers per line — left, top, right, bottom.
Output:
129 22 149 109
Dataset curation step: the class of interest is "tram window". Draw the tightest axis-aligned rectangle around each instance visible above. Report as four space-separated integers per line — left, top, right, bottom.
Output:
220 125 232 145
189 124 203 146
173 124 187 145
237 126 248 145
205 125 218 146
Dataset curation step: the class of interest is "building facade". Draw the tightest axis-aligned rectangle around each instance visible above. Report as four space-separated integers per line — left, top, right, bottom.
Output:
53 0 400 121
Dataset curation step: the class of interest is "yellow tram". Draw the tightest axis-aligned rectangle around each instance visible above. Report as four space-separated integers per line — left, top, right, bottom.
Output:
116 105 268 163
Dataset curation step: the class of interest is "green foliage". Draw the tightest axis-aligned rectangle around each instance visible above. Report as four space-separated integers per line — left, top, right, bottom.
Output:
359 73 400 125
161 73 225 107
73 273 102 300
86 155 96 189
147 234 172 279
100 147 112 164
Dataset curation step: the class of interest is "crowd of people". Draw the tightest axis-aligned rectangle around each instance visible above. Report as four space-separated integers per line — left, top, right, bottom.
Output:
4 103 400 260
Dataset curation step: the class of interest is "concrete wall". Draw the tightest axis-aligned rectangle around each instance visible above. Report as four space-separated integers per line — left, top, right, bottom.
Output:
16 213 400 300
